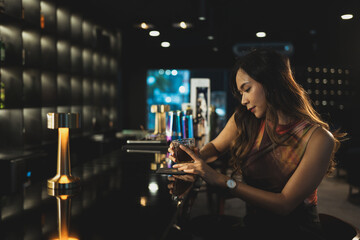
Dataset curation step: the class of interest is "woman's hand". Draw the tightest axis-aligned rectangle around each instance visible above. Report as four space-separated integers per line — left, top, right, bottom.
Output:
167 142 176 163
167 142 200 163
172 144 227 187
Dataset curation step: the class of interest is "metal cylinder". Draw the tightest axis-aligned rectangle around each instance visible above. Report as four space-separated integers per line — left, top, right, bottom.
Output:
47 113 81 129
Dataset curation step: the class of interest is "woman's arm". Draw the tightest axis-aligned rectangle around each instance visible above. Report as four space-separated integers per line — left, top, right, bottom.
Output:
175 127 335 216
200 113 238 163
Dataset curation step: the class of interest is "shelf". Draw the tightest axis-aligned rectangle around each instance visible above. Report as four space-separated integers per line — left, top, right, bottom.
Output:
40 0 56 34
22 0 40 27
70 14 82 43
0 24 22 66
82 77 93 105
22 30 41 68
71 45 82 74
0 109 23 150
82 20 94 48
3 0 22 19
1 66 23 108
0 0 121 151
23 69 41 107
82 48 92 76
41 71 56 107
56 7 70 38
23 108 42 147
57 40 70 72
71 76 82 105
57 73 70 106
40 35 56 70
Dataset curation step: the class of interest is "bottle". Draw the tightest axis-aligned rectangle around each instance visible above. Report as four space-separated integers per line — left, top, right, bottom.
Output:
0 38 5 63
0 77 5 109
181 107 194 139
0 0 4 14
0 38 4 109
175 110 182 139
196 99 205 138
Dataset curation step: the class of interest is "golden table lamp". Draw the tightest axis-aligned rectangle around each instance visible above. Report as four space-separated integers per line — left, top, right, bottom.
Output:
47 113 81 190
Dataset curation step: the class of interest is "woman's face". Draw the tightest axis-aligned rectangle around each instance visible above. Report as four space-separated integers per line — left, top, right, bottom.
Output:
236 69 267 118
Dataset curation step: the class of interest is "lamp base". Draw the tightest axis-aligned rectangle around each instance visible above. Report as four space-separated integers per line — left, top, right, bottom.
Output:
47 175 80 190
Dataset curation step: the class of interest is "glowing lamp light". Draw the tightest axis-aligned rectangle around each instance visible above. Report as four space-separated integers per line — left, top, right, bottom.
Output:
52 238 79 240
149 30 160 37
161 41 170 48
341 14 353 20
180 21 187 29
140 22 149 29
256 32 266 38
47 113 81 190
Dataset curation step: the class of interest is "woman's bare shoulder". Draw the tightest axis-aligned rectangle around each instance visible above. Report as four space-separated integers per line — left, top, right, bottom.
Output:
308 126 335 151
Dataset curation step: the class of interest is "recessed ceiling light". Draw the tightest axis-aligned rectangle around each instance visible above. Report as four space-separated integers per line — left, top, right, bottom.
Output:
207 35 214 40
341 14 353 20
161 41 170 48
180 21 187 29
141 22 149 29
256 32 266 38
172 21 193 29
149 30 160 37
134 22 154 29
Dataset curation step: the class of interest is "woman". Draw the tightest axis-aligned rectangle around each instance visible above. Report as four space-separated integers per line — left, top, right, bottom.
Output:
168 48 346 239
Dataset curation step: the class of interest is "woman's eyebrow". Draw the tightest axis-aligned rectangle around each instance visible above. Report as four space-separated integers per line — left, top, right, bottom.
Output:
239 81 250 90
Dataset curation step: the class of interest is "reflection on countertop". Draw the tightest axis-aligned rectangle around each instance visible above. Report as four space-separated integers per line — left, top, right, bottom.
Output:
0 148 187 239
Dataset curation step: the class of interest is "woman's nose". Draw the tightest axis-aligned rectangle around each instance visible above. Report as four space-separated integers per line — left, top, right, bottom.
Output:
241 94 248 106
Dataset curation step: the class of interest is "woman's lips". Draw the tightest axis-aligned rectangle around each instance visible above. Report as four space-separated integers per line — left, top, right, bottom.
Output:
249 107 255 113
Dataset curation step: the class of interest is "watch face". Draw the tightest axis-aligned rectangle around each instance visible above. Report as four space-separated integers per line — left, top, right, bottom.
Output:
227 179 236 189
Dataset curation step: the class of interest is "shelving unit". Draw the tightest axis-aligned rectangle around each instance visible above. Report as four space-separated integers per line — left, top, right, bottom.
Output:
0 0 121 151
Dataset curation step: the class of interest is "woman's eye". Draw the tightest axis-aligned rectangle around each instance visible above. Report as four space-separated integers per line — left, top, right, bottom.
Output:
244 87 251 93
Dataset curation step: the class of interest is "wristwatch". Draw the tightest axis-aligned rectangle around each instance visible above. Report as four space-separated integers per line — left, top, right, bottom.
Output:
226 178 237 189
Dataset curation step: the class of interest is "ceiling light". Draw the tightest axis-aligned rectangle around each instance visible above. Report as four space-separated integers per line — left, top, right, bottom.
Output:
256 32 266 38
207 35 214 40
341 14 353 20
172 22 193 29
134 22 154 29
199 16 206 21
161 41 170 48
141 22 149 29
149 30 160 37
180 21 187 29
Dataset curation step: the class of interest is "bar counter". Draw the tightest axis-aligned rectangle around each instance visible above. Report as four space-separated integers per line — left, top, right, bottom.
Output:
0 147 196 239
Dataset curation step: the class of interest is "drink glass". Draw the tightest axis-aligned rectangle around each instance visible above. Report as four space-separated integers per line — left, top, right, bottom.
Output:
171 138 195 163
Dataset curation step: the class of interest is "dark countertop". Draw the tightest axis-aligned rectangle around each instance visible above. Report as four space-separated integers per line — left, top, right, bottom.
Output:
0 148 195 240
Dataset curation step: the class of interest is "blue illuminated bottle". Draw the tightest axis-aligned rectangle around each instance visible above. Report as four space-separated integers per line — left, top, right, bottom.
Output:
174 110 182 139
182 107 193 138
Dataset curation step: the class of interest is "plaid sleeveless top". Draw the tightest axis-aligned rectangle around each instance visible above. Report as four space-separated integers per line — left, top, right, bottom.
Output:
242 119 319 205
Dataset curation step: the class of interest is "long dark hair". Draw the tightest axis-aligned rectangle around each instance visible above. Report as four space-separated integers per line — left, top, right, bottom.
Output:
229 48 345 174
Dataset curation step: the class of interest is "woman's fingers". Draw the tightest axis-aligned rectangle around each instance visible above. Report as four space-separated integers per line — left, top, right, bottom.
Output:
173 163 197 174
167 147 174 154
